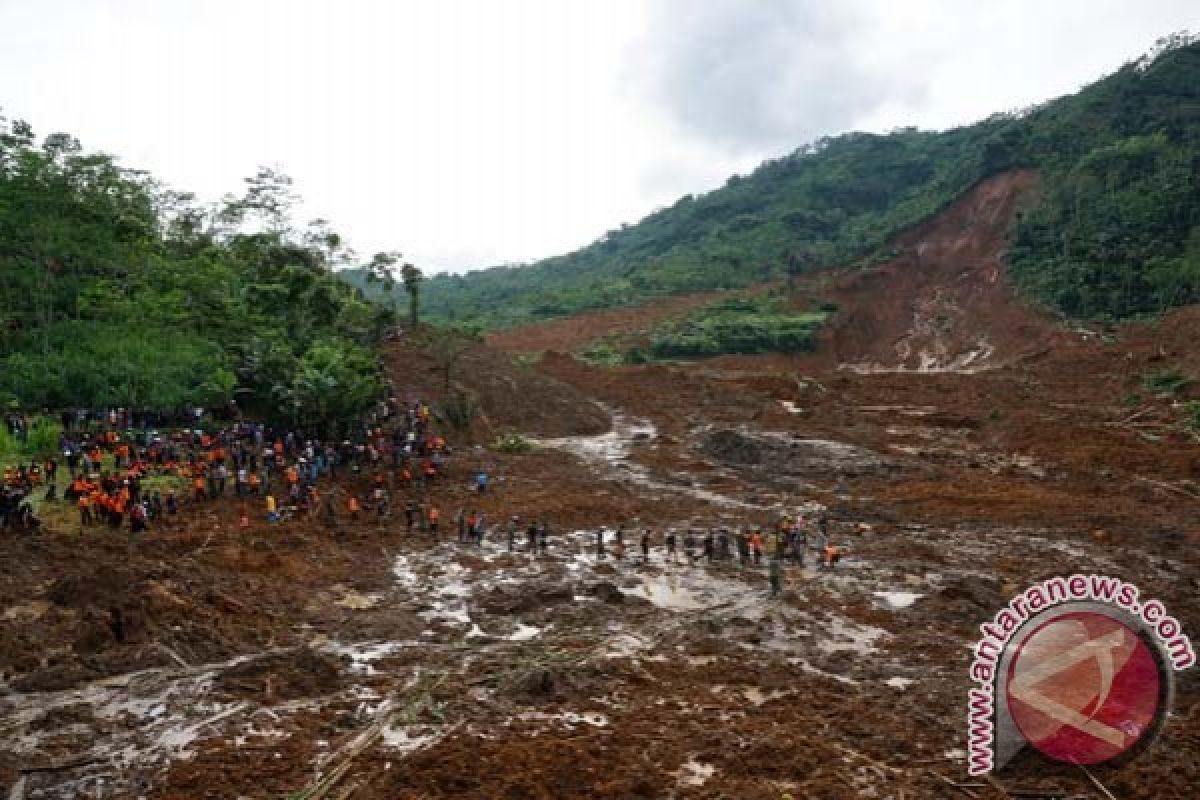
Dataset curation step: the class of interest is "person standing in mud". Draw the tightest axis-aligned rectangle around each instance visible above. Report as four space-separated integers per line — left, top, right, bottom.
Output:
736 529 749 568
507 515 519 551
130 501 148 534
684 529 697 565
794 520 808 566
455 508 467 543
526 519 538 553
769 556 783 597
640 528 651 564
322 487 339 535
703 530 714 564
537 522 549 555
716 528 730 562
665 528 677 563
78 491 92 529
614 525 626 561
375 486 390 528
404 499 417 532
474 511 487 546
595 527 605 559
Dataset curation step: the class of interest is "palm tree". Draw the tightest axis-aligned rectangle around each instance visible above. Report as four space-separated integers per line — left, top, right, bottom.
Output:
401 262 423 331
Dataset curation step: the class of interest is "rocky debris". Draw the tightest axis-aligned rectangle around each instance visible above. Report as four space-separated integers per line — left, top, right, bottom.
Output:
379 338 611 439
514 667 557 697
700 428 896 477
28 702 96 732
586 581 626 604
216 647 342 702
479 584 573 615
920 577 1006 618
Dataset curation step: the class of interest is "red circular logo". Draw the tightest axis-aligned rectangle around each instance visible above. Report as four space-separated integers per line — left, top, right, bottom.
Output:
1006 611 1163 765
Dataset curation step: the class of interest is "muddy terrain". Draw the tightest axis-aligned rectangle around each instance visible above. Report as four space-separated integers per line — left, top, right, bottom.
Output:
2 171 1199 798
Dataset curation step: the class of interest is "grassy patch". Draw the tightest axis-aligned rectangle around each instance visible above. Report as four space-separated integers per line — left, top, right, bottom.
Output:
1186 401 1200 431
1142 367 1192 396
0 417 63 460
489 432 536 454
648 296 829 360
577 339 628 367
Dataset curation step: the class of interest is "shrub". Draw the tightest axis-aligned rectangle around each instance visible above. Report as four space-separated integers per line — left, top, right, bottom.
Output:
648 296 828 359
24 418 63 455
490 432 534 453
0 416 62 458
511 352 542 369
0 425 17 460
436 391 480 433
625 347 649 364
578 340 625 367
1186 401 1200 431
1142 367 1192 396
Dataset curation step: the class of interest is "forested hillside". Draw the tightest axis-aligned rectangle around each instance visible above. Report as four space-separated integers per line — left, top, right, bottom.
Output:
0 122 393 430
358 33 1200 329
3 35 1198 417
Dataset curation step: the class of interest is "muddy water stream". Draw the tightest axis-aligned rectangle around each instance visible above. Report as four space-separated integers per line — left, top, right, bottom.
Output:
534 409 777 511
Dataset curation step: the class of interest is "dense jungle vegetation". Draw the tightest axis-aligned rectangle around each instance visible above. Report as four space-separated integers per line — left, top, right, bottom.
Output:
0 120 394 429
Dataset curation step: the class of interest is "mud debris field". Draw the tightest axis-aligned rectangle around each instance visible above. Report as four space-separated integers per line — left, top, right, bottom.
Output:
3 171 1200 798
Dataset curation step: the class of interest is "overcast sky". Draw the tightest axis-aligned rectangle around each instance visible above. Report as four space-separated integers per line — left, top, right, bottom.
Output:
0 1 1195 273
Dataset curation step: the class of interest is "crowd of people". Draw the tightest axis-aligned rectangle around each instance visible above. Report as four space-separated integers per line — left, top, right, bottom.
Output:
392 506 844 598
1 392 457 535
6 398 846 598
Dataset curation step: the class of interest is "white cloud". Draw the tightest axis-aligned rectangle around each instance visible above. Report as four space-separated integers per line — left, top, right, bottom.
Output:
0 1 1195 272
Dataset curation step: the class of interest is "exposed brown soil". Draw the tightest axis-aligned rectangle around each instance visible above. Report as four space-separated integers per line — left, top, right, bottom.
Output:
486 290 738 355
821 170 1060 372
380 332 610 439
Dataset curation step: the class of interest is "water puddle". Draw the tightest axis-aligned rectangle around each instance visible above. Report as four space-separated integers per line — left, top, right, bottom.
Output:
621 575 708 611
676 757 715 787
537 411 772 511
516 710 609 727
742 687 790 706
816 616 888 656
323 640 411 675
873 591 923 609
509 623 542 641
381 724 442 753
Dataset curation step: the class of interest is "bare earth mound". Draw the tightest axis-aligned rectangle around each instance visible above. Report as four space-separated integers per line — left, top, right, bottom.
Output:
824 170 1063 372
380 334 610 438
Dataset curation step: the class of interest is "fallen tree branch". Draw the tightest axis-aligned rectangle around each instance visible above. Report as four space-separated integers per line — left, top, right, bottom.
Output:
155 642 191 669
930 772 980 799
1135 476 1199 500
1076 764 1116 800
294 673 451 800
19 757 102 775
1106 408 1155 426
